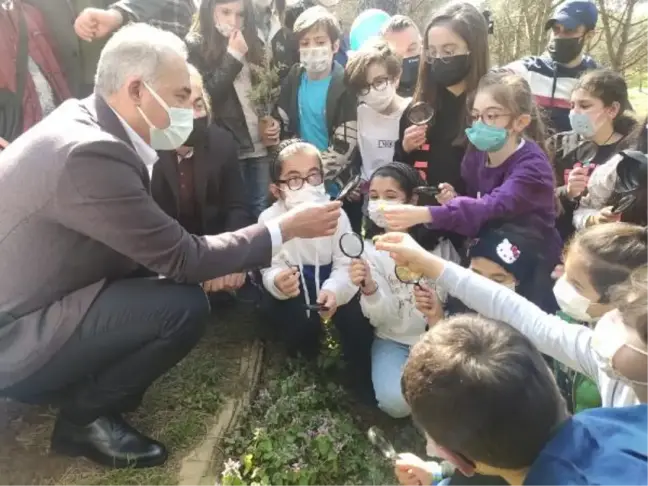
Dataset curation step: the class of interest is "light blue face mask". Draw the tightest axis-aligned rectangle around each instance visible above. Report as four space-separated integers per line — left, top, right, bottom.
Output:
137 82 194 151
569 111 596 138
465 121 509 152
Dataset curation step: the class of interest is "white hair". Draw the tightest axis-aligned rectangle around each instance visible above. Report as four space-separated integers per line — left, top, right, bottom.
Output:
94 23 188 97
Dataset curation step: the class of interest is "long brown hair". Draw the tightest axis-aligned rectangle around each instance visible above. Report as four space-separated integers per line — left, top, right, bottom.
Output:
413 2 490 144
475 71 549 154
190 0 263 66
573 69 638 137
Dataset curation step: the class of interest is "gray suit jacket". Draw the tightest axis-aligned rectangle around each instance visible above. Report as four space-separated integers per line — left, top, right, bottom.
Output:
0 95 272 388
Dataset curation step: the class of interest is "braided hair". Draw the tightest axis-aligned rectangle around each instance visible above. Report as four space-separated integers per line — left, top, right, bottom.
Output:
365 162 427 241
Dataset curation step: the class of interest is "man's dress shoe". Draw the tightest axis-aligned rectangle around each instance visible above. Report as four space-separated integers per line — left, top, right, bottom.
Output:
51 414 168 468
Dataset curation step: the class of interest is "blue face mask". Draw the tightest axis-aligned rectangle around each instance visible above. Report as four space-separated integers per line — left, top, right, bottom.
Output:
569 111 597 138
465 121 509 152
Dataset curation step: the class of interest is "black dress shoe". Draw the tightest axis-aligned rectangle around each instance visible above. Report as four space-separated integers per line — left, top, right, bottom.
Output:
50 414 168 468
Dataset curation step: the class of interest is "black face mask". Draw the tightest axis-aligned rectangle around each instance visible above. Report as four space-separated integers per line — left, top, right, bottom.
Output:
426 54 471 88
399 56 420 95
548 37 584 65
183 116 208 148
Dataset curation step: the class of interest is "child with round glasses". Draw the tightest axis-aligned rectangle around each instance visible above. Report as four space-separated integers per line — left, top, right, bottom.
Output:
259 140 374 387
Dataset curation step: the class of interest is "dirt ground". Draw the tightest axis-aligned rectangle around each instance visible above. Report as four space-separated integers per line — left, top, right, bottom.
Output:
0 305 261 485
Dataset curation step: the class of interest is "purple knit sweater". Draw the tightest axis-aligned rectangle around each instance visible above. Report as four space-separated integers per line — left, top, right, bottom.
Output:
427 140 562 263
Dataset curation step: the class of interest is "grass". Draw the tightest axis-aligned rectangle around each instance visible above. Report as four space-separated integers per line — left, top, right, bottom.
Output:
0 305 258 485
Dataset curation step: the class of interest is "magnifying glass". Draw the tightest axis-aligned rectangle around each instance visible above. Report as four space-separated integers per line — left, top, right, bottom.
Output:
407 102 435 126
340 232 366 286
395 265 424 287
413 186 439 197
335 175 362 201
367 426 397 463
612 194 636 215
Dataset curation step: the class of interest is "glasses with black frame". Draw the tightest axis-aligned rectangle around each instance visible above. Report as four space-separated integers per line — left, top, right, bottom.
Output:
358 75 392 96
424 49 471 64
276 170 324 191
468 109 512 127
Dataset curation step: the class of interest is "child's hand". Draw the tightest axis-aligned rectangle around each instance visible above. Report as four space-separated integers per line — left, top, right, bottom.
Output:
374 233 434 277
261 117 280 147
402 125 427 153
349 258 376 292
567 166 589 199
395 453 434 486
383 204 431 231
317 290 337 318
414 282 444 326
590 206 622 226
435 183 456 204
274 268 300 298
228 29 248 56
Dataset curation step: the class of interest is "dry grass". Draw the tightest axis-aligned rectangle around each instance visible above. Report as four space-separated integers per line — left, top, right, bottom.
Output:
0 305 260 485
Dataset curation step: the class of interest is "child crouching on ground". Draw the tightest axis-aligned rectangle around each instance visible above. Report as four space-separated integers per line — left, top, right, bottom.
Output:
259 140 374 377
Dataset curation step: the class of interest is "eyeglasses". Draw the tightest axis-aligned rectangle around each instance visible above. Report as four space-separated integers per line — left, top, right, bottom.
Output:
469 111 512 126
424 50 470 64
277 171 324 191
358 76 390 96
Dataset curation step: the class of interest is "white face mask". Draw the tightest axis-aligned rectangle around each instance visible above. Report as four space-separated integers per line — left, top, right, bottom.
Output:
283 183 329 209
553 276 596 323
137 82 194 151
592 309 648 386
215 22 235 37
367 199 400 228
360 83 396 113
300 46 332 74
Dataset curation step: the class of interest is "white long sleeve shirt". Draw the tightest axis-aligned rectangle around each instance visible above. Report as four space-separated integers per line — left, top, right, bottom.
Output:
437 262 638 408
258 200 357 307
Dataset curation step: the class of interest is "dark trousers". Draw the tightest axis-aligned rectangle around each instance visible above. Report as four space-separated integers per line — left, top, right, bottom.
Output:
3 278 209 424
266 292 373 370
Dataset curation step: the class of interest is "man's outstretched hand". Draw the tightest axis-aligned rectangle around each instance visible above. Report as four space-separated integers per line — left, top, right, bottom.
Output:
278 201 342 241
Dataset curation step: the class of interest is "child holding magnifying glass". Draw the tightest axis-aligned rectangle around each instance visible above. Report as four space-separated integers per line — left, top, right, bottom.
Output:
348 162 457 418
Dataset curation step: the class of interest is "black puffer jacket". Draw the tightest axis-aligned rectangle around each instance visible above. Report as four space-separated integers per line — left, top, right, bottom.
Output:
186 35 254 155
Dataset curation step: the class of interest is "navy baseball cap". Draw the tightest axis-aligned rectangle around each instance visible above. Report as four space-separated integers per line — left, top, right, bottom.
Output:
545 0 598 31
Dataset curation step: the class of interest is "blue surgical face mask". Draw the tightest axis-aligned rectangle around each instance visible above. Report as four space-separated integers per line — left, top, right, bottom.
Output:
465 121 509 152
569 111 597 138
137 82 194 151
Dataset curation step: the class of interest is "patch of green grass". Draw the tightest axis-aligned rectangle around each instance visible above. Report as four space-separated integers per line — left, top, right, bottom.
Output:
628 88 648 118
60 316 245 486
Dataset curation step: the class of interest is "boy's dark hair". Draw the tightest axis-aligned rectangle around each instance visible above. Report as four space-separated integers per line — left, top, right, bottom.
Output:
270 138 323 182
380 14 419 35
402 314 567 469
414 2 490 146
574 69 637 137
344 39 402 94
292 6 341 44
571 223 648 303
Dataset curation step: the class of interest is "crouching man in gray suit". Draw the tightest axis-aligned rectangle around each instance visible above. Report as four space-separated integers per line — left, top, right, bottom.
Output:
0 24 342 469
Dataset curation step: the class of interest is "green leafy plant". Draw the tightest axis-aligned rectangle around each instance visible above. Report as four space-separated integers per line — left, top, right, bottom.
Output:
248 55 282 118
221 362 393 486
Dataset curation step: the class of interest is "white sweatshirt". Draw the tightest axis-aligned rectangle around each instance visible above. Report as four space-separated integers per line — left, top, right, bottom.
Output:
573 153 621 229
258 201 357 308
437 262 638 408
